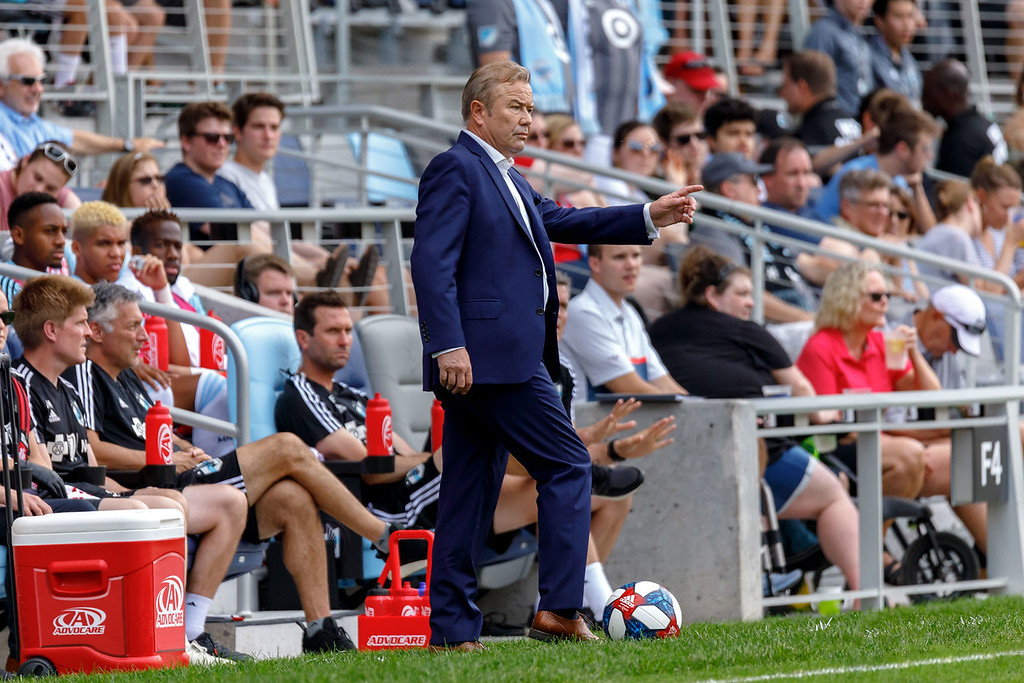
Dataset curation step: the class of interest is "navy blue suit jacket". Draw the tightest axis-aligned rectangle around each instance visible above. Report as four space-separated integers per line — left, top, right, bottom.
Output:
410 132 651 390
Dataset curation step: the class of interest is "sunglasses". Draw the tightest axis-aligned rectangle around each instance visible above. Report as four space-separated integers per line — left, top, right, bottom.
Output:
38 142 79 176
558 138 586 149
0 311 15 326
892 210 910 220
674 131 708 146
9 74 44 86
193 132 235 145
866 291 891 302
132 174 165 186
626 141 663 154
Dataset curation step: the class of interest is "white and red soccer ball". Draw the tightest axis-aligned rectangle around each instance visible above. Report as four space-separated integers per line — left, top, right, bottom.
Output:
602 581 682 640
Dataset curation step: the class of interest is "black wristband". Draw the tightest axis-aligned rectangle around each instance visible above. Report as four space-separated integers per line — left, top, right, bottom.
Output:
607 440 624 462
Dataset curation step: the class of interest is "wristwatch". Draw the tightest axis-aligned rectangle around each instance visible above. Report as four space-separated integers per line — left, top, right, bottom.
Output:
122 137 135 153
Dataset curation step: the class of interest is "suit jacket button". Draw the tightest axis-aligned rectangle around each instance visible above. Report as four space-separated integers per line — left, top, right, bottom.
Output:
534 269 542 277
536 307 545 315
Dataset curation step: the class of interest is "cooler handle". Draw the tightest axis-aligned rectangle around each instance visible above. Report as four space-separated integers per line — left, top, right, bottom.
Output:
47 559 109 596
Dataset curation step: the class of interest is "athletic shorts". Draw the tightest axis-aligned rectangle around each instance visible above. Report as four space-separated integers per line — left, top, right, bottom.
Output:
173 452 263 544
763 445 815 514
361 457 441 529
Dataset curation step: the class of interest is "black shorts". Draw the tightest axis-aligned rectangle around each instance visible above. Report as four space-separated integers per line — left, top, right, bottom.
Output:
361 457 441 529
65 481 126 500
173 452 263 543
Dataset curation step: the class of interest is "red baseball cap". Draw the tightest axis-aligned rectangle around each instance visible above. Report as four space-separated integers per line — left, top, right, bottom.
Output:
663 52 719 92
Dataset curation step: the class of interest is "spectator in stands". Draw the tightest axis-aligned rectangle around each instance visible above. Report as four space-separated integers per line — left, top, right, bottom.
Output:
0 38 164 159
690 153 816 322
0 141 81 233
796 262 987 556
276 290 646 619
869 0 922 102
814 106 938 230
561 244 686 397
880 184 930 303
898 284 986 390
760 137 821 245
649 245 860 596
704 97 757 160
922 59 1009 178
914 179 983 288
803 0 874 115
101 151 171 211
778 51 863 158
653 101 708 189
0 192 68 305
1002 63 1024 158
233 253 296 315
70 201 130 285
970 158 1024 289
662 52 719 113
69 283 414 655
467 0 573 114
12 275 245 665
797 169 890 288
734 0 785 77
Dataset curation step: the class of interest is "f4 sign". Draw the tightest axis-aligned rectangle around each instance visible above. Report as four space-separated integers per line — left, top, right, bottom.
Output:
952 426 1009 504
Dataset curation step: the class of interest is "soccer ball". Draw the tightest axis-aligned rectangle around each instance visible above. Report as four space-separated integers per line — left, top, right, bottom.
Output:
602 581 682 640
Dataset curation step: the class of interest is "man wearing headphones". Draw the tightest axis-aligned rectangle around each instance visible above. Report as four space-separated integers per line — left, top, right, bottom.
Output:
233 253 296 315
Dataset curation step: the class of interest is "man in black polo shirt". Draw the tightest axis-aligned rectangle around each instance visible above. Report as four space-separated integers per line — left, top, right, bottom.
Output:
922 59 1008 178
71 282 409 655
779 50 862 154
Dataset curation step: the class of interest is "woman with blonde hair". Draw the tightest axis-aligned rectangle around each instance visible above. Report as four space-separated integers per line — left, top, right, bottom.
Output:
798 262 987 568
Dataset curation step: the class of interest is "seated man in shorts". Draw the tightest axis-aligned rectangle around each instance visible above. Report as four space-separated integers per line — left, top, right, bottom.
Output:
67 283 413 655
10 275 246 665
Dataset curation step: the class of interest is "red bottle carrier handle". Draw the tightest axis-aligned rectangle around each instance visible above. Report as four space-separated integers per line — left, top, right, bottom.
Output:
377 529 433 596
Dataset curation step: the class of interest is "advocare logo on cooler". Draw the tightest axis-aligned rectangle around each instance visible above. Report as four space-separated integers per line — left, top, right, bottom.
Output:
53 607 106 636
382 415 394 455
156 575 184 628
366 634 426 647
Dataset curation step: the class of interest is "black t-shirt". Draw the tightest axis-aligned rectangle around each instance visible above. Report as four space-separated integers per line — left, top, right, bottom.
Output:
275 372 368 447
15 358 89 475
63 360 150 451
649 306 792 399
937 106 1004 178
794 97 861 152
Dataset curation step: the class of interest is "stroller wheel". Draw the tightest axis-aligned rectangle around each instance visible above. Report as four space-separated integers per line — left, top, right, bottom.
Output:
899 531 980 603
17 657 57 677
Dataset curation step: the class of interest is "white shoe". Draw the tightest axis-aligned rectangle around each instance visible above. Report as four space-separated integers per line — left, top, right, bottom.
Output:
186 638 235 666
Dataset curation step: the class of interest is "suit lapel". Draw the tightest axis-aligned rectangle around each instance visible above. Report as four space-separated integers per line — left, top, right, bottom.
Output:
457 133 532 237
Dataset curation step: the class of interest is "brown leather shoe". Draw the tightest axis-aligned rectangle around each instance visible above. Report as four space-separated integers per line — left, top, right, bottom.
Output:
427 641 487 653
528 610 599 642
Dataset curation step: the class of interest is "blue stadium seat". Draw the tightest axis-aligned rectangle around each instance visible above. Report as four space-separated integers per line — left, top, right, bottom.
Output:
274 135 312 208
227 316 300 441
347 132 419 205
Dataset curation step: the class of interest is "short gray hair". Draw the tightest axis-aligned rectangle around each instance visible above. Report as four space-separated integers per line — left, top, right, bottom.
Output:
0 38 46 79
89 282 141 332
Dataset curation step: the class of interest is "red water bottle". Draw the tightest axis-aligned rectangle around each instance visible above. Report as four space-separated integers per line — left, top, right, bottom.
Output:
139 314 169 371
200 310 226 372
431 399 444 453
366 393 394 457
145 401 174 466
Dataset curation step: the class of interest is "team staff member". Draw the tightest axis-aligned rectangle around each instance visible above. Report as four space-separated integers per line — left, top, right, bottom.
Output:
410 61 700 650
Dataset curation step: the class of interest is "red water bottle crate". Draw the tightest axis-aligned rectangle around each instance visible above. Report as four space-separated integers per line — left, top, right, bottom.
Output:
358 529 433 650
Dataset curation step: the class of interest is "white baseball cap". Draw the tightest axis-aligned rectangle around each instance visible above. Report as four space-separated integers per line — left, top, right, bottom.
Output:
931 285 986 357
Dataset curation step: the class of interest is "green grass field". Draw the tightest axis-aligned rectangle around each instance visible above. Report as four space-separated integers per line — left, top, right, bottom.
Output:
60 596 1024 682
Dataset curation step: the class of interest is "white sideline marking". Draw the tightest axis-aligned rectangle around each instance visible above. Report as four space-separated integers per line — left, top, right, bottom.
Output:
698 649 1024 682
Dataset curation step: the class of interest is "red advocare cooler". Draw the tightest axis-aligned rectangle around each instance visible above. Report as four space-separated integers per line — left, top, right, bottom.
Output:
11 509 188 674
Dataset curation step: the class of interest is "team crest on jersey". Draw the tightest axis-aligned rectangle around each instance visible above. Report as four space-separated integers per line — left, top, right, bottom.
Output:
131 417 145 439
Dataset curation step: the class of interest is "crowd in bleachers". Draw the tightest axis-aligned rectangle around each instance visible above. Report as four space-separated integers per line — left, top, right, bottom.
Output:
0 0 1020 662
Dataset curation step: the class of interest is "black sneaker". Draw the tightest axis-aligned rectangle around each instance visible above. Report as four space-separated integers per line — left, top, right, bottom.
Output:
302 616 356 653
591 463 644 499
190 631 252 663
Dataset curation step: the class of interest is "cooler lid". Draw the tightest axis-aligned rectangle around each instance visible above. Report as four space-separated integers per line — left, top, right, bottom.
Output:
12 509 185 546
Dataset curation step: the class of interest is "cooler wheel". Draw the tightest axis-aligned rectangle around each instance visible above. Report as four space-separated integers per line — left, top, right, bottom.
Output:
18 657 57 677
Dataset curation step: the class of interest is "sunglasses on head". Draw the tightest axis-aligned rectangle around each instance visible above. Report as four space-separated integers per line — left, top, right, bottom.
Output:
38 142 79 176
0 311 15 326
132 174 165 186
9 74 44 87
674 131 708 146
626 140 663 154
194 132 235 145
866 291 891 302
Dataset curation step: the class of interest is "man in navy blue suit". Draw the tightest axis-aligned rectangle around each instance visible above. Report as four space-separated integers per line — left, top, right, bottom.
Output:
410 61 702 650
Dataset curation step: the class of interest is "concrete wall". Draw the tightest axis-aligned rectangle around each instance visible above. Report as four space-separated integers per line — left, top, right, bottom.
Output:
479 399 762 625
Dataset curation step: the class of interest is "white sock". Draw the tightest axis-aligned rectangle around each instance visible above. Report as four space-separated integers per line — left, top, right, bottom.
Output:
184 592 212 641
54 52 81 89
109 33 128 75
583 562 613 614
